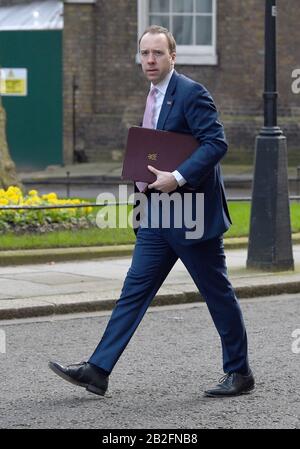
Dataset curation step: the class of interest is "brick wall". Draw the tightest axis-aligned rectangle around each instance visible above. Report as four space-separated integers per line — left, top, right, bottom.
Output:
63 1 96 164
64 0 299 163
0 0 299 164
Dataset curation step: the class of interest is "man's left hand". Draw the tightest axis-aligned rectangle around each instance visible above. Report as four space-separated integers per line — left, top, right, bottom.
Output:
147 165 178 193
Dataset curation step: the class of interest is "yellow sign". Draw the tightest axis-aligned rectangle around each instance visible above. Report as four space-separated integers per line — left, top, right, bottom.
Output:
0 68 27 96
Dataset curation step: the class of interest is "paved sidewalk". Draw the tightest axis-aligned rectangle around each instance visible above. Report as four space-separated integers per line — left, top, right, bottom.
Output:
18 161 299 185
18 161 299 199
0 245 299 320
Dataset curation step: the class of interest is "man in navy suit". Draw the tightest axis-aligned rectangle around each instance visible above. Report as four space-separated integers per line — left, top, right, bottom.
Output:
49 25 255 398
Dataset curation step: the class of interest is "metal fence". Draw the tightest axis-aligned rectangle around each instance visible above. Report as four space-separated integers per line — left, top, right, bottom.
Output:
0 196 300 211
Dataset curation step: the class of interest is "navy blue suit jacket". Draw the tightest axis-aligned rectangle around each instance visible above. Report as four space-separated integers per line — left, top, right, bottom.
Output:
135 70 231 244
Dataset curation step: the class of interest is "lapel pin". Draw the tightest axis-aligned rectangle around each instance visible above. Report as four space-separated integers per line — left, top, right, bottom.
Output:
167 100 173 106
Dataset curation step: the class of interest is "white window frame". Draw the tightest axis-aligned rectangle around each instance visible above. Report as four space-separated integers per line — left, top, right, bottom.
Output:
137 0 218 65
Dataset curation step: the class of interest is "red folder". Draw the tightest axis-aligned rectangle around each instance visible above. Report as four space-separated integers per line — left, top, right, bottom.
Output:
122 126 199 183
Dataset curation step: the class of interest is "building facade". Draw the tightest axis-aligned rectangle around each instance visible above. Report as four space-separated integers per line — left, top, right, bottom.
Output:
1 0 300 167
63 0 300 166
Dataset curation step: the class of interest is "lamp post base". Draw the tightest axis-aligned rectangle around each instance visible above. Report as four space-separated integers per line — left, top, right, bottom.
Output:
247 133 294 271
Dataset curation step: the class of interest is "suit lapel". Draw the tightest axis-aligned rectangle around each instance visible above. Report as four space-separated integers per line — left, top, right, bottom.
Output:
156 71 178 130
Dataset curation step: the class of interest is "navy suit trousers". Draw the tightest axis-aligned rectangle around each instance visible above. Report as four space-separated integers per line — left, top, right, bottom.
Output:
88 227 249 375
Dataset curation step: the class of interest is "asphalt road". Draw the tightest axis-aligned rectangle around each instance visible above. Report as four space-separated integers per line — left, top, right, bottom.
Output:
0 295 299 429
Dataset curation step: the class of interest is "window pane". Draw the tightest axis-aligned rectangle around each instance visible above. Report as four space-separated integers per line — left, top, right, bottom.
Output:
196 0 212 13
149 0 170 14
196 16 212 44
173 0 193 13
149 14 170 29
173 16 193 45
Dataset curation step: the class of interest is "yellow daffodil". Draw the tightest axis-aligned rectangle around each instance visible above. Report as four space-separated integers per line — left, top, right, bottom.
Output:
28 190 38 196
0 186 93 231
47 193 58 201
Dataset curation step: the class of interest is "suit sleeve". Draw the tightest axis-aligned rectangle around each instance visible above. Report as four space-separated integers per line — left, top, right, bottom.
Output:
176 83 228 187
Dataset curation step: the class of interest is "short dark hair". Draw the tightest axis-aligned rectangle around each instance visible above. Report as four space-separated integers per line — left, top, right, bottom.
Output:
139 25 176 54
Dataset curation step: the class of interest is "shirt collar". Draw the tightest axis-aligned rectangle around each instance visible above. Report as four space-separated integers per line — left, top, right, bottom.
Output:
151 68 174 95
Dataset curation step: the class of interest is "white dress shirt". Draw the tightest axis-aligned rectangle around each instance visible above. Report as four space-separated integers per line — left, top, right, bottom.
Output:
149 69 187 187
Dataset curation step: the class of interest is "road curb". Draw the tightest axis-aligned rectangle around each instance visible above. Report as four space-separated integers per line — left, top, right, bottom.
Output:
1 279 300 321
1 234 300 266
0 245 135 266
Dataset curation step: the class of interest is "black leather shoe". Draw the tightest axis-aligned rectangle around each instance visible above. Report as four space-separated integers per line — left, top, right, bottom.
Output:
48 361 108 396
204 371 255 397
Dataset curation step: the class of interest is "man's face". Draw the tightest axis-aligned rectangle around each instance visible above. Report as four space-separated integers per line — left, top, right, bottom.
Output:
139 32 176 85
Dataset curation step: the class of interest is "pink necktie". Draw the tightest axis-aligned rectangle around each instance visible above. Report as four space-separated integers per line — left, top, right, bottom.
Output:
136 87 157 192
